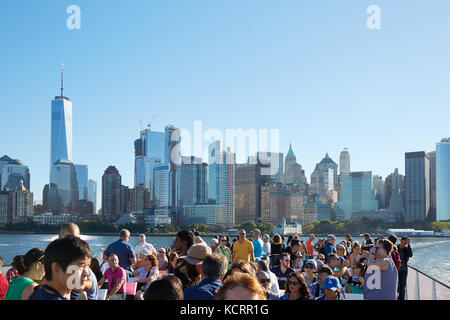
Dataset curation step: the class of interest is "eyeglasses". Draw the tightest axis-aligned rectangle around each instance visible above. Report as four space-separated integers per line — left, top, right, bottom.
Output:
259 279 270 284
288 281 299 286
305 265 315 269
283 259 290 263
221 240 227 242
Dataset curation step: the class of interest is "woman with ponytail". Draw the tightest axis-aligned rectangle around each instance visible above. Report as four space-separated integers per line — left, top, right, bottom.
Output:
5 248 45 300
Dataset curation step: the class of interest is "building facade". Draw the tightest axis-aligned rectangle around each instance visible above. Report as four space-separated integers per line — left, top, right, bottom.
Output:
405 152 430 222
101 166 122 221
436 138 450 221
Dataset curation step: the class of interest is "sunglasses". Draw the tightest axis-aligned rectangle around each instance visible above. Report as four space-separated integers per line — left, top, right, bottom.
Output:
288 281 299 286
221 240 227 242
259 279 270 284
305 265 315 269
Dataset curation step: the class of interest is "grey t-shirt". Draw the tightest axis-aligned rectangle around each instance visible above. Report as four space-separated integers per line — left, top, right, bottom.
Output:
364 257 398 300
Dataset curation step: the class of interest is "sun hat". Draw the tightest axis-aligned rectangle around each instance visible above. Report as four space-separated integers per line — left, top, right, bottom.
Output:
179 244 212 265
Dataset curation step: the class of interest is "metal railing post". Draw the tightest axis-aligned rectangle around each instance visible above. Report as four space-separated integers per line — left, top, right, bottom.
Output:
432 280 437 300
416 271 420 300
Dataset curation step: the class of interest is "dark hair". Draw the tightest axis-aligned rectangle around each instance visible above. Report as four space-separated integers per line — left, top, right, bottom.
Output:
388 235 397 245
279 252 290 261
193 231 200 237
43 236 91 281
290 240 301 247
10 255 22 269
327 253 338 260
257 259 269 272
364 233 370 238
89 257 102 281
169 252 178 262
176 231 194 250
231 260 256 276
378 239 393 255
285 271 312 299
144 275 184 300
16 248 45 275
317 265 333 275
401 236 410 241
353 261 367 278
184 261 202 283
146 254 159 269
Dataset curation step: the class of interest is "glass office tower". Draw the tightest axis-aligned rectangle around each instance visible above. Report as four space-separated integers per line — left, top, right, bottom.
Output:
436 138 450 221
50 96 72 170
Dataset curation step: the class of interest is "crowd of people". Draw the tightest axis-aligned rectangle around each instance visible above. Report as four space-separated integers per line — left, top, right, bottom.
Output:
0 224 413 301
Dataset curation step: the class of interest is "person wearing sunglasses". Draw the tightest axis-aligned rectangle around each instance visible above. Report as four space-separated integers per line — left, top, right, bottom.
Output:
270 252 294 289
256 271 279 300
304 260 317 287
280 271 313 300
231 230 255 264
217 236 232 271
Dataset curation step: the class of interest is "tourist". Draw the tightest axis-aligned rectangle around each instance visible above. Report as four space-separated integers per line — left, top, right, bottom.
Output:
324 235 337 263
327 253 351 288
135 234 157 258
280 271 313 300
262 234 271 258
231 230 255 263
252 229 264 261
292 252 303 270
174 230 194 256
314 238 326 256
5 248 45 300
336 244 349 260
288 240 302 263
362 233 373 246
167 252 178 274
89 257 103 282
29 236 91 300
345 234 354 246
270 234 284 267
132 249 150 269
5 256 20 283
364 239 398 300
98 254 127 300
230 260 256 276
256 271 279 300
134 254 159 300
309 265 333 299
157 248 169 270
216 273 266 300
349 242 362 269
304 260 317 287
388 235 402 271
305 234 315 257
216 236 232 272
103 229 136 277
175 243 211 289
345 261 366 294
256 259 280 297
315 276 345 300
210 238 219 253
316 254 325 269
194 231 207 246
0 256 9 300
144 275 184 300
59 222 98 300
184 253 227 300
270 252 295 289
397 236 413 300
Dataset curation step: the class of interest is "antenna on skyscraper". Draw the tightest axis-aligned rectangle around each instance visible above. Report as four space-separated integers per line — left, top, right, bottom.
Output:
60 63 64 97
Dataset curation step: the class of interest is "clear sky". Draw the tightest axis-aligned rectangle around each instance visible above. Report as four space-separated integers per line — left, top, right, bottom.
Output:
1 0 449 208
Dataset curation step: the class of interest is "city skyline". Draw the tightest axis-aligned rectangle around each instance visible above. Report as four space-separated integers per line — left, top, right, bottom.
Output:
2 1 450 207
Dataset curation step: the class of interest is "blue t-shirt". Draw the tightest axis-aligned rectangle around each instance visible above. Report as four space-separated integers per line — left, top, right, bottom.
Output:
270 266 295 290
70 268 99 300
29 285 69 300
183 278 222 300
104 239 136 271
253 238 264 258
324 243 336 262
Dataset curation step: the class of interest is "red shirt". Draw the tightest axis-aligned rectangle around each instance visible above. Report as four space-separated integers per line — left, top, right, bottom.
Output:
6 268 18 283
305 239 314 255
0 273 9 300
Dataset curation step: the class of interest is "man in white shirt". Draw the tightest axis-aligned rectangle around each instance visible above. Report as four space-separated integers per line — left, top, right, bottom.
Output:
135 234 157 257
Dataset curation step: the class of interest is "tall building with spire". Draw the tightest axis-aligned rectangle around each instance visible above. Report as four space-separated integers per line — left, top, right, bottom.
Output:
50 64 72 171
282 143 308 190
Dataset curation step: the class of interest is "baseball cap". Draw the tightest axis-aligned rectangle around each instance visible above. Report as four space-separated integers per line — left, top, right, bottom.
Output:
305 259 317 269
323 276 340 291
180 244 212 265
327 234 336 240
211 238 219 245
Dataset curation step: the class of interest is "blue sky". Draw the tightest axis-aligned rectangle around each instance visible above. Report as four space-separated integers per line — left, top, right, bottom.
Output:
1 1 449 207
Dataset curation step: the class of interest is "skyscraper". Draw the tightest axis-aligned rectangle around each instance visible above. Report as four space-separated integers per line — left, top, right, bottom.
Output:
436 138 450 221
208 141 235 227
389 168 405 220
176 156 208 206
102 166 122 221
405 152 430 222
74 164 88 200
428 151 437 221
282 144 308 189
50 65 72 170
0 156 30 191
335 172 378 221
373 175 386 209
88 179 97 213
339 148 350 176
50 159 79 209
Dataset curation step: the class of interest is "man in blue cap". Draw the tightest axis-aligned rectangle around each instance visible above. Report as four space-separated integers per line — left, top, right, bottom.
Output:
315 276 345 300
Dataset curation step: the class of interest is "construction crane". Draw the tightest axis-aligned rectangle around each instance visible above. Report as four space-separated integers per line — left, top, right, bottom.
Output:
147 114 155 130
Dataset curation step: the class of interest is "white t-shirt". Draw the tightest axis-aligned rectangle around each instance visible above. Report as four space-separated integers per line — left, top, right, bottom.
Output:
135 242 157 257
268 270 280 297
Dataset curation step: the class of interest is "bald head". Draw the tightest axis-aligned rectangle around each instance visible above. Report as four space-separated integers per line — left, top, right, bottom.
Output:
59 222 80 239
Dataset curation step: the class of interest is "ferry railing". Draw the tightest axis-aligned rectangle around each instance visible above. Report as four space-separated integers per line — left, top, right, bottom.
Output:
406 265 450 300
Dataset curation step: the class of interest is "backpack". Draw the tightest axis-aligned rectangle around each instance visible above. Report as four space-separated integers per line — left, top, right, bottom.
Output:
391 250 401 270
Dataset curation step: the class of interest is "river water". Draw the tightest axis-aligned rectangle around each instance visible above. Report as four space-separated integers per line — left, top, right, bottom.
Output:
0 233 449 286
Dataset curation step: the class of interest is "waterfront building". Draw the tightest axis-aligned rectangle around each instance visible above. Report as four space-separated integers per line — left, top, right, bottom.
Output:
10 181 33 224
436 138 450 221
154 164 173 209
428 151 437 221
335 171 378 221
373 175 386 209
389 168 405 221
32 213 77 225
0 156 30 191
405 152 430 222
50 159 79 208
101 166 122 221
130 184 150 212
50 66 72 170
74 164 88 200
176 156 208 206
0 190 11 224
88 179 97 213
